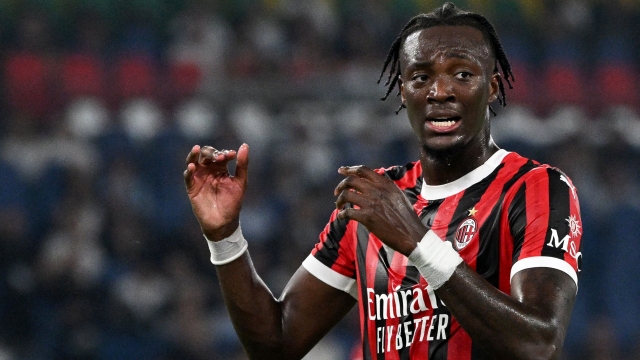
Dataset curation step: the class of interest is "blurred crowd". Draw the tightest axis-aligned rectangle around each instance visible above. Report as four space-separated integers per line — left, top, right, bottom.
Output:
0 0 639 359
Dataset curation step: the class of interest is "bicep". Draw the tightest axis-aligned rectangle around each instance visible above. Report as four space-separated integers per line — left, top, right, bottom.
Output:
278 266 357 359
511 267 577 339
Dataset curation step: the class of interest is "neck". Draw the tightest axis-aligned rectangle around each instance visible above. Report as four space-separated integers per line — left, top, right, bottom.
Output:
420 136 500 186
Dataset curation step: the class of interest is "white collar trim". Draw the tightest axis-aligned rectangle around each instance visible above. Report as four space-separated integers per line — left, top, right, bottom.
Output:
420 149 510 200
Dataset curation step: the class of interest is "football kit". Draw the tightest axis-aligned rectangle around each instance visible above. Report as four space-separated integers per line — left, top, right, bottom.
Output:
303 149 583 359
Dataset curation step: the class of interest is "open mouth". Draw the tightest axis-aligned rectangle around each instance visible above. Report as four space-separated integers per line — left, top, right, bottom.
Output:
427 117 461 128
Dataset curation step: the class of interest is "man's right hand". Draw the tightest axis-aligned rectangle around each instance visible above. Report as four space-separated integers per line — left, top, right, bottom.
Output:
183 144 249 241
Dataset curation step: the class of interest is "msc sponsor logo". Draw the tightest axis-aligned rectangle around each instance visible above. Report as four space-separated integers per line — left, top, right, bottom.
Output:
546 228 582 271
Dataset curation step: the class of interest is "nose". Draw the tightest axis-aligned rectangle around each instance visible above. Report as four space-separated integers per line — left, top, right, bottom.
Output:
427 76 455 103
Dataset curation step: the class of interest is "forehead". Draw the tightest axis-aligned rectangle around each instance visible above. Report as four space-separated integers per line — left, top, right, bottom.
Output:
400 25 493 69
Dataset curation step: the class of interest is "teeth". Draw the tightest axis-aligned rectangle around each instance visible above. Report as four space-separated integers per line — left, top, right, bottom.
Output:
429 120 456 127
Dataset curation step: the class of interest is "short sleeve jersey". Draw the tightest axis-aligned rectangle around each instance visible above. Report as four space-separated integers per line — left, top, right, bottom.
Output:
302 150 583 360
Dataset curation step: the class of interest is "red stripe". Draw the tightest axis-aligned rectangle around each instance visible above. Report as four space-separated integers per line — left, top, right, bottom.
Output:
393 161 422 190
499 209 515 294
446 317 471 360
383 251 407 360
356 265 366 359
564 176 582 271
365 236 382 358
329 220 358 277
311 209 358 279
520 168 551 259
431 192 463 240
414 196 428 215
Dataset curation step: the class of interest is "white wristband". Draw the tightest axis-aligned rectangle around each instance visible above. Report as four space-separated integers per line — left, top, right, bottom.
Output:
204 225 248 265
408 230 463 290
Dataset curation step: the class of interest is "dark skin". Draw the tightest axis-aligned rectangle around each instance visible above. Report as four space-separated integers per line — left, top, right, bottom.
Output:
184 25 576 360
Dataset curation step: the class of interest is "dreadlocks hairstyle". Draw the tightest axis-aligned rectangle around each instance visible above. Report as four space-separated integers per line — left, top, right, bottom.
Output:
378 2 514 115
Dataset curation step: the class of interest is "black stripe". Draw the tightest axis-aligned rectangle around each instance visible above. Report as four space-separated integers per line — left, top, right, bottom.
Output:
541 168 572 259
316 207 350 269
373 249 391 359
384 162 422 205
397 265 420 360
509 182 528 261
427 314 449 359
403 175 423 205
384 162 416 181
356 223 374 360
470 342 492 359
420 199 442 229
476 160 538 286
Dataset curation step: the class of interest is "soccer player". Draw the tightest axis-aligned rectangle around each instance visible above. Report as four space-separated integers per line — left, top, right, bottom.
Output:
183 3 583 359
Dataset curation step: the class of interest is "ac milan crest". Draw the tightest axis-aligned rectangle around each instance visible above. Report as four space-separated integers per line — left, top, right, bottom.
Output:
455 217 477 250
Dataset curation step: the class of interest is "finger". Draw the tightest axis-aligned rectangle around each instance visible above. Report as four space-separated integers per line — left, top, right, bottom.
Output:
337 207 366 223
337 165 380 181
234 143 250 183
199 146 237 165
334 175 368 196
183 162 197 188
335 189 367 210
186 145 201 164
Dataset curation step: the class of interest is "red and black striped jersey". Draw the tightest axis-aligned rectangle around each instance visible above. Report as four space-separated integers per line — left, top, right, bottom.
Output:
302 149 583 360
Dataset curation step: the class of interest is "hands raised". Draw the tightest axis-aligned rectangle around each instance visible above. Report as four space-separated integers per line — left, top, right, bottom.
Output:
334 165 427 256
184 144 249 241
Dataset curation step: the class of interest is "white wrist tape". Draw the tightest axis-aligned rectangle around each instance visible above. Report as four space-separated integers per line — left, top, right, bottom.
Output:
204 225 248 265
408 230 463 290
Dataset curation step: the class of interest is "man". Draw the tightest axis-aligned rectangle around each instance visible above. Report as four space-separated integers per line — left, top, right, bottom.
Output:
183 3 582 359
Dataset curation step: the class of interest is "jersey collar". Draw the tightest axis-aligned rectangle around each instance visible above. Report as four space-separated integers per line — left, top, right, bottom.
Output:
420 149 510 200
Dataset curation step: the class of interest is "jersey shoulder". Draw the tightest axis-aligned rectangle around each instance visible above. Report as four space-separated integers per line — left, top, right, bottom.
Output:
375 161 422 190
510 152 578 193
375 161 423 204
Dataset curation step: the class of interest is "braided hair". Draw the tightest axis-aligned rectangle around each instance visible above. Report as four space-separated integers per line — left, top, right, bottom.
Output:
378 2 514 115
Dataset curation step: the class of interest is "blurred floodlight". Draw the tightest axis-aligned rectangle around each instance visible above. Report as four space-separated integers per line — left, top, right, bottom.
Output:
120 99 163 142
66 98 109 139
175 98 218 140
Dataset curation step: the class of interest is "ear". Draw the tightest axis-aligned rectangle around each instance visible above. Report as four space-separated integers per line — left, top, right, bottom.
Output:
398 75 406 106
488 71 500 103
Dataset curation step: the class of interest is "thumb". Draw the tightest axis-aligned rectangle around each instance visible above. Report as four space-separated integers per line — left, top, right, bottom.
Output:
235 143 250 182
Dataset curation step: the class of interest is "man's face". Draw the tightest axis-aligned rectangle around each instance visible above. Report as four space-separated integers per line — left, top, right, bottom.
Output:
399 25 499 153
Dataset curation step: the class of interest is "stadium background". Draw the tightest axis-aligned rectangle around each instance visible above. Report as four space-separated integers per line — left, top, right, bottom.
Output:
0 0 638 359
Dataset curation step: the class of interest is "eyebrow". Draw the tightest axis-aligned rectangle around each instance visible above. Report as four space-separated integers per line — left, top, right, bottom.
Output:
446 51 475 61
405 50 483 72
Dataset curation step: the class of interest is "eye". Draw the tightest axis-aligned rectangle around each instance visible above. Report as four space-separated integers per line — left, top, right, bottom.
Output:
455 71 473 80
412 74 429 82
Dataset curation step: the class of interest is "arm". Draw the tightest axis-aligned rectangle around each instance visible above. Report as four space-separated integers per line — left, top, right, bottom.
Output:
216 254 356 359
334 165 576 360
184 145 356 359
436 265 575 359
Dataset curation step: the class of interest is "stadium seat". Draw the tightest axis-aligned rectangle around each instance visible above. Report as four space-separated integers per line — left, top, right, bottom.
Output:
504 60 534 108
595 62 639 111
114 54 157 101
166 61 202 101
541 61 586 111
3 52 51 118
60 53 106 99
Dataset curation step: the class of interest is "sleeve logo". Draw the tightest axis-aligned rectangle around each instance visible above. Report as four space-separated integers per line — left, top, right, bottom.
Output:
546 226 582 271
566 215 581 237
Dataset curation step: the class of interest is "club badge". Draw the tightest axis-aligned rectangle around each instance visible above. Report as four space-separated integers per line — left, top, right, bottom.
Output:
455 207 478 250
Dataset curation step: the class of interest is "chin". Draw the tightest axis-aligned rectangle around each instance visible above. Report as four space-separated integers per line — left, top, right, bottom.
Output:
422 136 467 156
